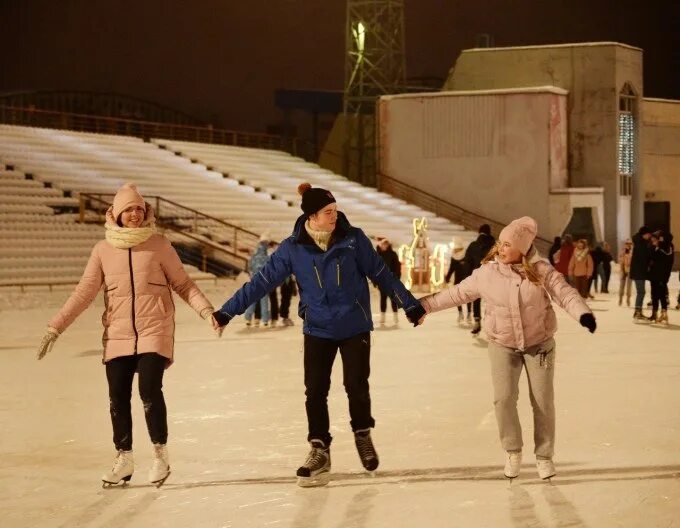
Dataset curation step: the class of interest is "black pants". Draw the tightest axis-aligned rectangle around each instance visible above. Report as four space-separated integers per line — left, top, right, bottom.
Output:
105 353 168 451
379 290 398 313
457 303 472 315
280 281 294 319
601 265 611 293
269 289 279 321
473 298 481 321
651 281 669 311
304 332 374 445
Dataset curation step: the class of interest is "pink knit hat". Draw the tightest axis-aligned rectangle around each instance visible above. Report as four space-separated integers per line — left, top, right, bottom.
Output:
112 183 146 220
499 216 538 255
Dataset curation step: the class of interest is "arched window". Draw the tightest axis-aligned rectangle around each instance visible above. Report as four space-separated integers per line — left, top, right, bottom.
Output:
618 83 637 196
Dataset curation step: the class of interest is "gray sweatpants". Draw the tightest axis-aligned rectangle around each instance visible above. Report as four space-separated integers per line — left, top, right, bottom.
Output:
487 338 556 459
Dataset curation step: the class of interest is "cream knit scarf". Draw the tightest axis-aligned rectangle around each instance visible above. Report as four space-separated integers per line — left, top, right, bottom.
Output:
105 224 156 249
305 221 332 252
104 205 157 249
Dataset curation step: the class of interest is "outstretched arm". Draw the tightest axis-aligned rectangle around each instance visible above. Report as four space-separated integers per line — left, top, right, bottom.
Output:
160 239 213 317
420 268 482 314
355 230 417 311
540 263 590 321
48 245 104 333
214 242 293 325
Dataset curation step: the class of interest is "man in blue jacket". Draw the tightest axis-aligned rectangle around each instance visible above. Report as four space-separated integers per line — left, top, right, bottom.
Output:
213 182 425 487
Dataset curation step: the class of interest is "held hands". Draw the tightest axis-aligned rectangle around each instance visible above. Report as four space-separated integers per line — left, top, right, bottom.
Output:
201 307 226 337
579 313 597 333
212 310 232 337
37 327 60 360
405 303 427 327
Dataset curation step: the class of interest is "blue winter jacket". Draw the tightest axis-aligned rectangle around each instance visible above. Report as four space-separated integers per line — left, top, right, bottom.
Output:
217 212 418 340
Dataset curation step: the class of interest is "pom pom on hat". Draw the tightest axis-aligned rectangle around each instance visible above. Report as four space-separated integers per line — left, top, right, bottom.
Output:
298 182 312 196
499 216 538 255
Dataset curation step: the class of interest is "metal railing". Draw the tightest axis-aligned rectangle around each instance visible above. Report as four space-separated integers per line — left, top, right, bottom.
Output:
79 193 261 273
378 173 552 254
0 105 315 160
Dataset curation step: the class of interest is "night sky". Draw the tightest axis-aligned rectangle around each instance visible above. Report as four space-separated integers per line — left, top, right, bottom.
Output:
1 0 678 133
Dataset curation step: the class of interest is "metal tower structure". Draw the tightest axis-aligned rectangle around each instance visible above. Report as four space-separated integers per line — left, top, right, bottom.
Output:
343 0 406 186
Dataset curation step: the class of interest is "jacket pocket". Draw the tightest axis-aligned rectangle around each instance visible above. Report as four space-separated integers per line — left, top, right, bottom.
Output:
148 281 168 287
104 285 118 292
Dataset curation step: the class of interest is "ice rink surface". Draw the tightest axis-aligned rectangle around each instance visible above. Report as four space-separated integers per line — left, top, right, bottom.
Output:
1 275 679 527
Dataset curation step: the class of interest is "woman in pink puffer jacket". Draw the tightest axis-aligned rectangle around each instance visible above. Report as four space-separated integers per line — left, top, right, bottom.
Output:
37 183 215 488
418 217 596 481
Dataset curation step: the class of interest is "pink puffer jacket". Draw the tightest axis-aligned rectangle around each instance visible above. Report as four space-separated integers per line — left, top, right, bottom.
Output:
49 234 212 364
421 257 591 350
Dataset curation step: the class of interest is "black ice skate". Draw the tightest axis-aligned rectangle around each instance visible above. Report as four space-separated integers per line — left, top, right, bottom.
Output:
354 428 379 472
296 440 331 487
471 320 482 335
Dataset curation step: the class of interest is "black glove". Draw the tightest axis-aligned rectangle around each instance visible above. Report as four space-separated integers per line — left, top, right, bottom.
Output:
212 310 232 327
579 313 597 333
405 304 426 327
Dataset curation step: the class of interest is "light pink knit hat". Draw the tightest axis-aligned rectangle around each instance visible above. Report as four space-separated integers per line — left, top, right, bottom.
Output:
499 216 538 255
112 183 146 220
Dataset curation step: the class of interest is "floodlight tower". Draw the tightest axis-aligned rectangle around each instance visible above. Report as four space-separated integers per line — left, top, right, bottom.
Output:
343 0 406 186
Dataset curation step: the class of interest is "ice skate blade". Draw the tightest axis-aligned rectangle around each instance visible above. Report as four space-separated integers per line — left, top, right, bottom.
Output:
150 470 171 488
297 472 330 488
102 474 132 488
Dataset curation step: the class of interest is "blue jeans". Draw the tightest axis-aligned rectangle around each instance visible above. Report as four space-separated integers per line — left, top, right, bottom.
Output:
245 296 270 323
634 279 646 310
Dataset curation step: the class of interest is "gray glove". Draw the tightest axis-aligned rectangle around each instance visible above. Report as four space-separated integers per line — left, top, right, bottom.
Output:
37 327 59 360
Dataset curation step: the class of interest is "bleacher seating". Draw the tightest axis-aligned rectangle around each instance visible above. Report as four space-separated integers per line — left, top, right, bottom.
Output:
0 124 477 285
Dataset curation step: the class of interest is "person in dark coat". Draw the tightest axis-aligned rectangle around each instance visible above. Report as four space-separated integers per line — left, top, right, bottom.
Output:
376 238 402 325
590 245 603 296
548 236 562 266
464 224 496 334
630 226 652 320
599 242 613 293
648 231 675 323
553 234 574 281
445 237 472 323
212 183 424 487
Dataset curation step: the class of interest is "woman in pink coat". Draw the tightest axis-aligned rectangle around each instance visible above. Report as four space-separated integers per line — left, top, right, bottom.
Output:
417 217 596 481
37 183 215 488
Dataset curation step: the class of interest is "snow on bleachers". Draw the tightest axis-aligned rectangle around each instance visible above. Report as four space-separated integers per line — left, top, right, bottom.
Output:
153 139 475 246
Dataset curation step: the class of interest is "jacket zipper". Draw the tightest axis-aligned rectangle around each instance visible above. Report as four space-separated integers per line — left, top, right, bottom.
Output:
313 263 323 289
128 248 138 354
356 300 369 321
336 259 340 286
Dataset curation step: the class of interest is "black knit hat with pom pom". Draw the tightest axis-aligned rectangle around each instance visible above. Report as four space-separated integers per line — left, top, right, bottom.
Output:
298 182 336 216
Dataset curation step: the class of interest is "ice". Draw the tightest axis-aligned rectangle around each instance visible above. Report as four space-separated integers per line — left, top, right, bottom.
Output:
1 272 679 527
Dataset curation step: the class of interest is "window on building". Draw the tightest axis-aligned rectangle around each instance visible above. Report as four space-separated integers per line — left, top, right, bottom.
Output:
618 83 636 196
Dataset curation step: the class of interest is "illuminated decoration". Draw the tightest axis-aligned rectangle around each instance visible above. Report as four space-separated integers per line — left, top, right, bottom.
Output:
398 217 430 291
429 243 449 290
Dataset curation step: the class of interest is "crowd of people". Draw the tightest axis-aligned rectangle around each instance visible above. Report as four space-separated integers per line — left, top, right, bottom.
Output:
543 228 676 323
